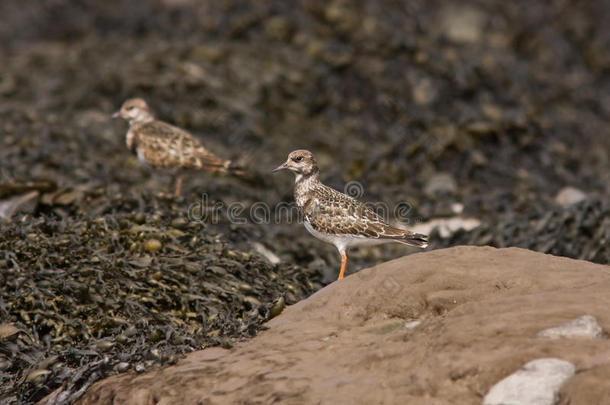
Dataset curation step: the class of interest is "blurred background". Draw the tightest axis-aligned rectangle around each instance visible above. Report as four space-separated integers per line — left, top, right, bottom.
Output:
1 0 609 403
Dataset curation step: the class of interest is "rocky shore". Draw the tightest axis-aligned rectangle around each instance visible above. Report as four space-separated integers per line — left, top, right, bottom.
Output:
74 247 610 405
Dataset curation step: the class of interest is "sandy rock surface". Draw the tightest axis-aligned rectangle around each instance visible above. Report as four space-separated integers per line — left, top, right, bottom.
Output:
75 247 610 405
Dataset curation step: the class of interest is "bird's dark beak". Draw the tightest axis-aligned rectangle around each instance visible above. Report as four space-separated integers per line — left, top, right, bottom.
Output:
112 111 120 118
272 162 288 173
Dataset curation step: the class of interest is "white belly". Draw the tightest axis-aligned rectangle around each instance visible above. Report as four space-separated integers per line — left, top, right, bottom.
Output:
136 148 149 166
303 220 386 253
126 129 135 150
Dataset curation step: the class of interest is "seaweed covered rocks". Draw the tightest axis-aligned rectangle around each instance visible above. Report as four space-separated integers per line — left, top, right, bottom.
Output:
0 207 320 403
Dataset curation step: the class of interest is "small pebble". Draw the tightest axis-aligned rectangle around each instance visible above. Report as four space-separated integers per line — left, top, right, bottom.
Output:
483 358 575 405
134 213 146 224
143 239 162 253
149 349 160 360
269 296 285 319
238 282 253 293
97 340 115 352
171 217 188 229
537 315 603 339
555 187 587 208
404 320 421 329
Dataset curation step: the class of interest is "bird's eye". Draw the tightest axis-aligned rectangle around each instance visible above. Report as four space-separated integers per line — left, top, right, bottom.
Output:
126 106 134 111
294 156 303 162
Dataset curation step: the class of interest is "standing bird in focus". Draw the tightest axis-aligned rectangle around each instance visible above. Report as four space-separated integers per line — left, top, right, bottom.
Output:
113 98 241 196
273 149 428 280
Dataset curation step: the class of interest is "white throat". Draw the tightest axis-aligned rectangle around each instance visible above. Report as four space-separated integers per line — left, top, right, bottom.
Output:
128 109 154 126
130 116 153 125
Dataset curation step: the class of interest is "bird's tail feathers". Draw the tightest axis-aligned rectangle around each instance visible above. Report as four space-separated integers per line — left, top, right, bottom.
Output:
223 160 244 176
386 232 429 248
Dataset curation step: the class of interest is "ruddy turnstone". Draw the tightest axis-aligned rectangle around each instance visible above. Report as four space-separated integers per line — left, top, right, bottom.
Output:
113 98 240 196
273 149 428 280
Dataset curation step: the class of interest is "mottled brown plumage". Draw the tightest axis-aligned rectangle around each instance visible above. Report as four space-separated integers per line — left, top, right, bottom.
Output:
128 120 229 171
297 180 423 241
113 98 240 195
273 149 428 280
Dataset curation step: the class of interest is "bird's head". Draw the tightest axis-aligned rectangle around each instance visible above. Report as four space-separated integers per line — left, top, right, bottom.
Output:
112 98 154 123
272 149 318 179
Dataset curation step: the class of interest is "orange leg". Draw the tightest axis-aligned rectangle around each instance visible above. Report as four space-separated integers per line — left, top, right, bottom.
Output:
174 176 183 197
338 253 347 280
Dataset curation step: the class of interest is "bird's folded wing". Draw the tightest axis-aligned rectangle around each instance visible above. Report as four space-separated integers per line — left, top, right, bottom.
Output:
137 122 228 170
306 188 397 238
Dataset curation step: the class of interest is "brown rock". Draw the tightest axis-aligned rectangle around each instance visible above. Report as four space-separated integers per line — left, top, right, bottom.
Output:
75 247 610 405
